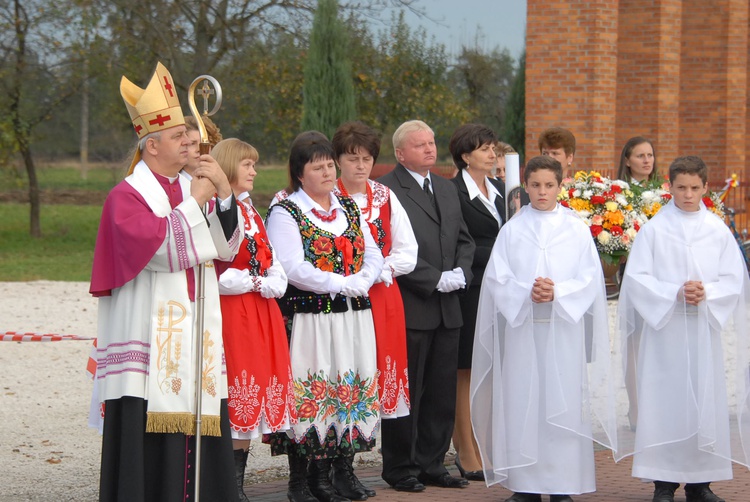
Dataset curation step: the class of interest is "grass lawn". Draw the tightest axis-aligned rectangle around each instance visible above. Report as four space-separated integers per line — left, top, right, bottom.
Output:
0 203 101 281
0 163 291 281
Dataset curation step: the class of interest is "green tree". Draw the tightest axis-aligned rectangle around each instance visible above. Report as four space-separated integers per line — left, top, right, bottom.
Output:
222 32 305 162
503 51 525 162
348 11 472 159
300 0 356 139
0 0 89 236
452 46 516 135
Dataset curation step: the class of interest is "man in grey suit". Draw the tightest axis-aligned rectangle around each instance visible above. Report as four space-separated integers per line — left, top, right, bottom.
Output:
378 120 476 492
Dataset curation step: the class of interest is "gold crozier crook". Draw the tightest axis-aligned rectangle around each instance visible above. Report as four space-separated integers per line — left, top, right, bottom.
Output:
186 74 222 502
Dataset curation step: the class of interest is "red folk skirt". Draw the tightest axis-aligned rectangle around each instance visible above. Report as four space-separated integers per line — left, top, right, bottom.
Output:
368 280 410 417
220 291 296 438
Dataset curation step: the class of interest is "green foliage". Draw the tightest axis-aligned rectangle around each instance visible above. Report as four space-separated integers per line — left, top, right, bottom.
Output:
221 33 306 162
347 11 472 158
503 51 526 162
452 46 516 135
300 0 356 139
2 1 523 168
0 203 100 281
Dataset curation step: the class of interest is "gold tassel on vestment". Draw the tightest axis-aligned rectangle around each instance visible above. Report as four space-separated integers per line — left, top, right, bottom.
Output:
146 412 223 436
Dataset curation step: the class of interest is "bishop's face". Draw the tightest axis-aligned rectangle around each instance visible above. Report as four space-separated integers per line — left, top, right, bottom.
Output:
147 125 189 177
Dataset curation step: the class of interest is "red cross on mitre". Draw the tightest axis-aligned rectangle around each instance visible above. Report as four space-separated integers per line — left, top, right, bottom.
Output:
162 76 174 97
134 124 143 135
149 114 172 127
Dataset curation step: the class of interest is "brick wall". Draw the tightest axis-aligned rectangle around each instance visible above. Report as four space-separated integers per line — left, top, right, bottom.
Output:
526 0 619 174
527 0 750 228
616 0 681 172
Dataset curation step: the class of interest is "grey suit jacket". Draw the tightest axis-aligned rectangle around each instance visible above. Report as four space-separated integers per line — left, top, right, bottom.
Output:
378 164 475 330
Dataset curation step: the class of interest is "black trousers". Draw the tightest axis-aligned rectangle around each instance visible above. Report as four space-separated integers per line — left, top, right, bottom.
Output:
381 325 460 484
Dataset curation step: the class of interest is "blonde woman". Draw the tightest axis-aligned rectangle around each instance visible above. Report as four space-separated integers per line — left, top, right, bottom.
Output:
211 138 295 502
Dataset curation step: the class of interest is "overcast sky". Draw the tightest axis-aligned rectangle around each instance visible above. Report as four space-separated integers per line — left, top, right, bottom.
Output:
382 0 527 61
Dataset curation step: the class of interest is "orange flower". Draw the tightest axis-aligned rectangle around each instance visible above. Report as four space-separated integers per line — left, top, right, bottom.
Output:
315 257 334 272
313 236 333 255
310 380 327 400
298 399 319 419
337 385 352 405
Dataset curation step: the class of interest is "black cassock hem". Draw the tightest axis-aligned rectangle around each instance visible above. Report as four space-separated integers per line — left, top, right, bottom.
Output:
99 396 239 502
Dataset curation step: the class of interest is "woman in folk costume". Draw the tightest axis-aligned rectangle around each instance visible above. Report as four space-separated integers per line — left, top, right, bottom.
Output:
90 62 242 501
614 156 750 502
330 121 417 499
470 156 617 502
211 138 296 502
265 131 384 502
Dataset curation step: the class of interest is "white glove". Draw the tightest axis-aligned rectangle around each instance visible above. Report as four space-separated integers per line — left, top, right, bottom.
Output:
341 271 371 297
436 271 454 293
449 267 466 289
259 275 287 299
378 263 394 287
436 268 466 293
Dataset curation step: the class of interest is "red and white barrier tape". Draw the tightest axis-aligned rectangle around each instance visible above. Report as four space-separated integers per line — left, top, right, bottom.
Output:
1 331 95 342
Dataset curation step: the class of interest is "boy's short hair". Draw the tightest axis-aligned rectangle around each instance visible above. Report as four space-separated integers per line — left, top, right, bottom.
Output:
538 127 576 155
668 155 708 185
524 155 563 184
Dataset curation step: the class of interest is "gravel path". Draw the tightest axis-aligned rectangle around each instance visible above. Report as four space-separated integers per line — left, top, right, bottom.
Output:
0 281 383 502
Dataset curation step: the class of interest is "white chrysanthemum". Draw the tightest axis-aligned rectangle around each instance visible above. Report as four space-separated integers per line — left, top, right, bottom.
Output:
597 231 611 245
612 179 630 190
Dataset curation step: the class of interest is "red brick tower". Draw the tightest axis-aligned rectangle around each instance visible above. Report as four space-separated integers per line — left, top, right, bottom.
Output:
526 0 749 223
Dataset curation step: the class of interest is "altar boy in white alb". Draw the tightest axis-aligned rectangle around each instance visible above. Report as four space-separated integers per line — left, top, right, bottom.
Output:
616 156 750 502
470 156 616 502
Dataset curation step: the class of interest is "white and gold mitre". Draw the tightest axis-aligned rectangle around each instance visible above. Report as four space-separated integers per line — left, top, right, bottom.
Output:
121 62 185 174
121 61 185 139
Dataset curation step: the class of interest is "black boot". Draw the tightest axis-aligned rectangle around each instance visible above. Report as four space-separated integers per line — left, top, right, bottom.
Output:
331 453 372 500
685 483 725 502
653 481 680 502
233 449 251 502
308 458 350 502
287 454 318 502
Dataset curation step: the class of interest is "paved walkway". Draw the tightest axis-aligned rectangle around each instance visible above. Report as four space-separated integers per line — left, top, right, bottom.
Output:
242 450 750 501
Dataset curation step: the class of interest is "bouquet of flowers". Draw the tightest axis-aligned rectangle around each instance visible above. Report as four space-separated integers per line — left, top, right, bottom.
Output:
558 171 648 266
702 190 726 219
629 180 671 219
630 178 726 219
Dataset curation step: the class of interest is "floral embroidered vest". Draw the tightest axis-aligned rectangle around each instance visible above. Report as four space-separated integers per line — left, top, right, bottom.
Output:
273 196 371 316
